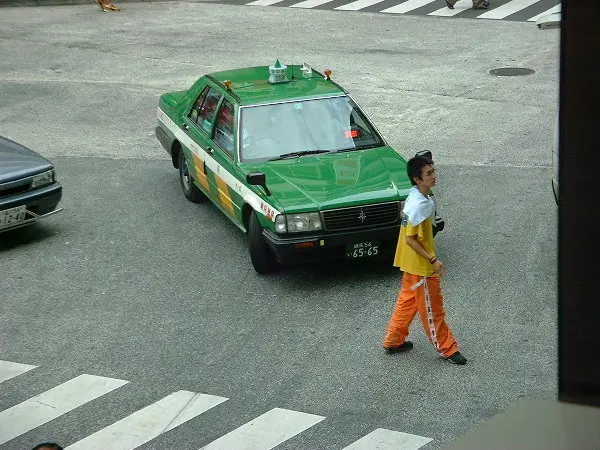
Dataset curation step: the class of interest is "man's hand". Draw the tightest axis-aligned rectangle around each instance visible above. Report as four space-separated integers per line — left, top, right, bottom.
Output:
432 259 447 277
406 236 448 276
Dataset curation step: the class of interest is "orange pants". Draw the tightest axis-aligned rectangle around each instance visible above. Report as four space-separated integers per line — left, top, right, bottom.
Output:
384 272 459 357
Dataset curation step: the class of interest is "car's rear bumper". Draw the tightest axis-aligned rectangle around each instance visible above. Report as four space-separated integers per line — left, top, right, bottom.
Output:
0 182 62 233
155 125 171 155
262 224 400 265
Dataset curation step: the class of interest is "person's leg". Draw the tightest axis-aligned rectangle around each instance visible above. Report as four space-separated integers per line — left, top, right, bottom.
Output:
383 272 419 350
415 276 460 358
472 0 490 9
95 0 108 11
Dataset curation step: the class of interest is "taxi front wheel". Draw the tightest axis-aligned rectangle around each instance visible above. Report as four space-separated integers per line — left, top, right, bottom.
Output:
179 151 205 203
248 211 279 274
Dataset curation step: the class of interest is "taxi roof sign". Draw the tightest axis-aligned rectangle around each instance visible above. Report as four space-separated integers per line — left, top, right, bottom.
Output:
268 59 289 84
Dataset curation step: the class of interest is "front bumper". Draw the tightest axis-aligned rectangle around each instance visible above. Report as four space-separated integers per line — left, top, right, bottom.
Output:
0 182 63 233
262 223 400 265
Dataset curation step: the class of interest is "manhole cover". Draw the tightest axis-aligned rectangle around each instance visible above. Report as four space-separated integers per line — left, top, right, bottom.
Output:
489 67 535 76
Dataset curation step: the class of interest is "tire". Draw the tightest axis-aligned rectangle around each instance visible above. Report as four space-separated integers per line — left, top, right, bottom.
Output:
248 211 279 274
178 151 205 203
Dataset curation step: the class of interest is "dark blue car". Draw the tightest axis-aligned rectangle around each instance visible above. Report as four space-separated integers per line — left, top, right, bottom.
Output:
0 135 62 233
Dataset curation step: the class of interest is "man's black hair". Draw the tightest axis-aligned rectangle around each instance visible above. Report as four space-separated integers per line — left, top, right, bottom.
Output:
32 444 63 450
406 154 434 186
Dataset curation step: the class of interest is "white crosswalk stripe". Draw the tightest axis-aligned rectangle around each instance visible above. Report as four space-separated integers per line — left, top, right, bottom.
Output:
477 0 539 19
247 0 285 5
0 360 36 383
241 0 560 23
342 428 433 450
527 3 560 21
290 0 336 8
428 0 473 17
199 407 325 449
65 391 228 450
0 360 433 449
0 374 129 445
336 0 387 11
381 0 435 14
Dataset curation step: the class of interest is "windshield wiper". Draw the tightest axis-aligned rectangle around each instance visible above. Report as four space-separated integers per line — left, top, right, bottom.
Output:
333 144 381 153
268 150 330 161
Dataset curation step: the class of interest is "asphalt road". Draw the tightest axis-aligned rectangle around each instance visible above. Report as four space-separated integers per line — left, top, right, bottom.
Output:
0 3 559 449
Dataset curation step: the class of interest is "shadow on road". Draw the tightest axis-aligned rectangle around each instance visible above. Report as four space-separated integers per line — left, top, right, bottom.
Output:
0 224 56 251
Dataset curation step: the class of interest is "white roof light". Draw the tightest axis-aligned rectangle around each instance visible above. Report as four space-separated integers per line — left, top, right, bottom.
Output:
268 59 289 84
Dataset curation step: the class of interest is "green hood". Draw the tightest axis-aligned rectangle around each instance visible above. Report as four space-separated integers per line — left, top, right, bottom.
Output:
242 147 412 212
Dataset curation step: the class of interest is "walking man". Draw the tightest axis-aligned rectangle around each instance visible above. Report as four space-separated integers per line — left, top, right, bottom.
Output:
383 154 467 365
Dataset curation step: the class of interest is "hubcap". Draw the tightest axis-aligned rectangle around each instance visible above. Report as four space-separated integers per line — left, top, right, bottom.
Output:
181 158 190 191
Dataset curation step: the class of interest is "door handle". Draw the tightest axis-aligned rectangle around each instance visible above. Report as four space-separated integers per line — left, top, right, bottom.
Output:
182 123 189 131
207 147 214 155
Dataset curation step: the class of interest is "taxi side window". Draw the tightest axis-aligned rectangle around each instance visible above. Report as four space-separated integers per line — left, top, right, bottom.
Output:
189 86 222 133
188 87 208 124
213 99 235 157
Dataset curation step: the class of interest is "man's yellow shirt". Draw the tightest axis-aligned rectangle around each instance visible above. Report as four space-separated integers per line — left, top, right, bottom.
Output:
393 215 436 277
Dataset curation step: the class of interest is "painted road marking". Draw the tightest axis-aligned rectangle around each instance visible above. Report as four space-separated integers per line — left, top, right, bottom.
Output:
247 0 286 5
527 4 560 21
0 359 435 448
240 0 558 21
335 0 387 10
66 390 228 449
0 360 36 384
0 374 129 445
477 0 540 19
381 0 435 14
343 428 433 450
428 0 474 17
290 0 337 8
200 407 325 449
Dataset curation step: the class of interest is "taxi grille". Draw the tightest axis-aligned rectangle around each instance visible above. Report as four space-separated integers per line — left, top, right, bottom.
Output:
322 201 400 231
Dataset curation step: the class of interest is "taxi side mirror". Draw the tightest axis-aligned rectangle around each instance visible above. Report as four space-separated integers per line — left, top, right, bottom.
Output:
433 216 445 236
247 172 271 196
247 172 266 186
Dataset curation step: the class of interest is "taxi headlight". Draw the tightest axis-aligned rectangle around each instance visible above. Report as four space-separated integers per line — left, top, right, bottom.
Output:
274 213 322 233
275 215 287 233
31 170 55 188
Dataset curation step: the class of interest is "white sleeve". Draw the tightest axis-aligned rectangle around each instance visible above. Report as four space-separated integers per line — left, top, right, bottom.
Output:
403 194 435 226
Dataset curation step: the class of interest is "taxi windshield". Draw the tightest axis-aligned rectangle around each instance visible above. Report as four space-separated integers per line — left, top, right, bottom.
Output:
239 96 384 163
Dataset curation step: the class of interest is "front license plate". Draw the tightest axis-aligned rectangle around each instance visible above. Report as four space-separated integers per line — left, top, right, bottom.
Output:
345 241 380 259
0 205 27 229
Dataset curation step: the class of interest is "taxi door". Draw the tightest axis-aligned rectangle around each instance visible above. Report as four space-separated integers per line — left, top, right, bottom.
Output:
203 97 244 226
182 85 222 202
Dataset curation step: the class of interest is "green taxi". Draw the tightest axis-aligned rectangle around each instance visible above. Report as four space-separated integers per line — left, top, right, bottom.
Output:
155 61 436 273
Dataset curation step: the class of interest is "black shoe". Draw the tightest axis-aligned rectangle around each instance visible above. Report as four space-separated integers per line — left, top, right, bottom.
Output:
446 0 454 8
384 341 413 353
446 351 467 365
